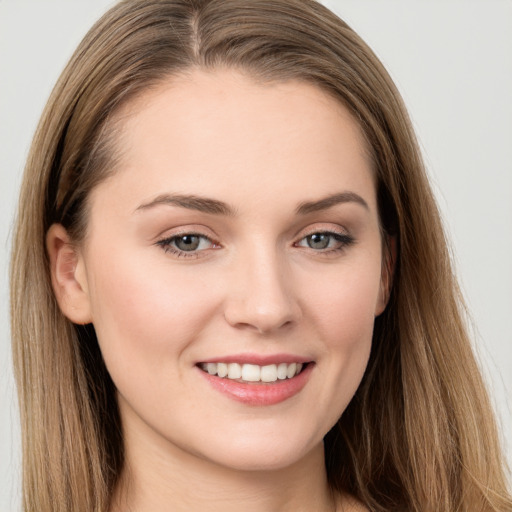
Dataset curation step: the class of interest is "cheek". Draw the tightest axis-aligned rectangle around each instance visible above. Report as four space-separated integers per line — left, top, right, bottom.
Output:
85 251 220 376
299 257 381 415
303 257 382 347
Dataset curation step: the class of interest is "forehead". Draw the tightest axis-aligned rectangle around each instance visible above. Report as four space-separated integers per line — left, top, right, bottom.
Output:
96 69 375 214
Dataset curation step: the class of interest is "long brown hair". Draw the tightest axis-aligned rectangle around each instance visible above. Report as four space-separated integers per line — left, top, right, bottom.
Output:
10 1 511 511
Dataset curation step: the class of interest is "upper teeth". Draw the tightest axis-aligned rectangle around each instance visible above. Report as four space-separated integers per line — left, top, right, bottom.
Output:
200 362 303 382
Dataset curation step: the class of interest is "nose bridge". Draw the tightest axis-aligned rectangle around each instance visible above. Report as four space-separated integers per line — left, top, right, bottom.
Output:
224 239 300 333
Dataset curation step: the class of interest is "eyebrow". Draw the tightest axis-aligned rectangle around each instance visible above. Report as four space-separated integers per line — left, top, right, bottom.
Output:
135 191 369 216
136 194 235 216
295 192 369 215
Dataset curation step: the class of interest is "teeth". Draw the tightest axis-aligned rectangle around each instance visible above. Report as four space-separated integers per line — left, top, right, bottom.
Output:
261 364 277 382
241 364 260 382
217 362 228 378
277 363 288 380
227 363 242 379
200 362 305 382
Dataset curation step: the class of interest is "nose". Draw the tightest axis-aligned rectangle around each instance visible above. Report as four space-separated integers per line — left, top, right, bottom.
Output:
223 246 301 334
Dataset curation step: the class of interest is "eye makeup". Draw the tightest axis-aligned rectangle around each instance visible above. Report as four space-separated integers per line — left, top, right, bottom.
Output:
294 230 355 254
155 227 355 260
156 233 220 259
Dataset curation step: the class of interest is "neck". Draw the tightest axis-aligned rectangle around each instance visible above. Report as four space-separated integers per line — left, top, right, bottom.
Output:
111 416 337 512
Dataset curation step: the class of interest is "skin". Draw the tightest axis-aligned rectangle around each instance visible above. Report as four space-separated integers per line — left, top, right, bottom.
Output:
48 69 389 512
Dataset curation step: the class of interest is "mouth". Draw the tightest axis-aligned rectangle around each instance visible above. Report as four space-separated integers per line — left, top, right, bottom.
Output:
196 359 314 405
198 361 308 383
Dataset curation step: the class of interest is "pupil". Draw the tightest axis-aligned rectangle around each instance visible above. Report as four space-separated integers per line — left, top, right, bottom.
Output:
176 235 200 251
308 233 329 249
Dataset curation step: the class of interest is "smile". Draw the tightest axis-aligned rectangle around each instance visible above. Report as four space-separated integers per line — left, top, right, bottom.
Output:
199 362 304 383
197 360 314 406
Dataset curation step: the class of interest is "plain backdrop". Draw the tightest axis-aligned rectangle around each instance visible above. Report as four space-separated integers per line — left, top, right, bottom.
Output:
1 1 511 509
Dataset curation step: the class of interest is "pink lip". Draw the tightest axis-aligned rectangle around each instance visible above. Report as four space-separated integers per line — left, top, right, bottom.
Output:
197 362 314 406
199 353 312 366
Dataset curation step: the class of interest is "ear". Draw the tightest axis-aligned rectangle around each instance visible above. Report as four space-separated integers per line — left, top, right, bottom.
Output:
46 224 92 324
375 235 397 316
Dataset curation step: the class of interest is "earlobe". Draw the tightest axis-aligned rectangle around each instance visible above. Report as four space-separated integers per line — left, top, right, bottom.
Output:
46 224 92 324
375 235 397 316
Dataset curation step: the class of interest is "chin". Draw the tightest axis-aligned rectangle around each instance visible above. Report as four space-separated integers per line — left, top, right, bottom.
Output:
188 428 324 474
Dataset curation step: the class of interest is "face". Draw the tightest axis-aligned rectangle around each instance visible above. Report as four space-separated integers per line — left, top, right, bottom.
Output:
62 70 388 472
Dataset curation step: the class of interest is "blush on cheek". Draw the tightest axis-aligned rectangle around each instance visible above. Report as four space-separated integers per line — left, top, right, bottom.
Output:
309 274 380 331
90 259 221 363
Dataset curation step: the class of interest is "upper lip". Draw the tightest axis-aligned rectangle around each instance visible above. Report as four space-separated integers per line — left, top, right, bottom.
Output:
197 353 313 366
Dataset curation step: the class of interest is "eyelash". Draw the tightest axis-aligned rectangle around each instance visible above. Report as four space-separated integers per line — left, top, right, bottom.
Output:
294 230 355 254
156 233 218 259
156 230 355 259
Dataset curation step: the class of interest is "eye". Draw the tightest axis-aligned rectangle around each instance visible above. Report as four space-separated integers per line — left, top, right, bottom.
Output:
296 231 354 252
156 233 218 257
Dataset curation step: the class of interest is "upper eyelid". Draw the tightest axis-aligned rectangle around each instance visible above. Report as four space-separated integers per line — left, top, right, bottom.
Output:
158 228 347 243
294 225 349 240
158 232 217 246
300 227 346 235
155 225 219 242
164 231 212 239
295 231 353 245
158 226 349 239
154 222 351 244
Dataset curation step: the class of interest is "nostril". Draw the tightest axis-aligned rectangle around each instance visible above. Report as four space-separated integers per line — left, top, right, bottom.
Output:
224 305 300 335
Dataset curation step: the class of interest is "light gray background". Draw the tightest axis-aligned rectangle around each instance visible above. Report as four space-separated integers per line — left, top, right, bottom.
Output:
1 1 511 509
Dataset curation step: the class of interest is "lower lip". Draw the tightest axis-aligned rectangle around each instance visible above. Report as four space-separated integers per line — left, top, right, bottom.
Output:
197 363 314 406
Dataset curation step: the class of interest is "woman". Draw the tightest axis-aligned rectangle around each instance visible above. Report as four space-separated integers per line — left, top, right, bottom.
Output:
10 0 511 511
